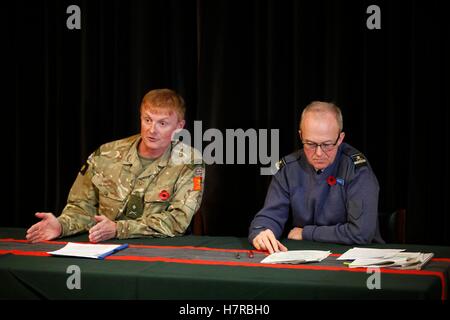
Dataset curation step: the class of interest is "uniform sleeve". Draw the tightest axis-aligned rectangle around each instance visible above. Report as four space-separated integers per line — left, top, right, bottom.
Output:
248 171 290 243
302 167 380 245
115 163 205 239
57 152 98 237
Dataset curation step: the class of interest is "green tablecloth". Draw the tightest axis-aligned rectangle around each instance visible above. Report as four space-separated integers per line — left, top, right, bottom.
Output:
1 228 449 300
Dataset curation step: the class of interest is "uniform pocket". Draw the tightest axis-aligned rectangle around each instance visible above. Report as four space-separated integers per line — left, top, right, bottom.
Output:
92 173 126 219
144 189 172 214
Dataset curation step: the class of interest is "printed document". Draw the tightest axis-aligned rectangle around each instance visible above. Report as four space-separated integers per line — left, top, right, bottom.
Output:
261 250 331 264
48 242 128 259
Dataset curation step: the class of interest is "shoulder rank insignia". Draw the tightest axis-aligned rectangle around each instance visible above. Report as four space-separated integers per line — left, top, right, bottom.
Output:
275 158 287 170
350 153 367 168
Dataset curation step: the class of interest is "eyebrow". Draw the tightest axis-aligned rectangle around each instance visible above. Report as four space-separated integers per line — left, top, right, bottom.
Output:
304 139 335 144
142 115 171 121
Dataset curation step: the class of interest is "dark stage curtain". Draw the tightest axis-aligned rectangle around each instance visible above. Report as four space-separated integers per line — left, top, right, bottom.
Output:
3 0 198 228
3 0 449 245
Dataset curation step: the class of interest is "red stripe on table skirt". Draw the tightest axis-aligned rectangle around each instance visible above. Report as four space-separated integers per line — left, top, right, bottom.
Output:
432 258 450 263
0 249 51 256
0 238 68 245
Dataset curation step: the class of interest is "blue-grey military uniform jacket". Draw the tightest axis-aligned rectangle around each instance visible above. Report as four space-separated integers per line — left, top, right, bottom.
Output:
249 143 384 245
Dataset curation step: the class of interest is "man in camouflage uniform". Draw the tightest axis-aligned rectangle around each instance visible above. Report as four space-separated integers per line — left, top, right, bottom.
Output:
27 89 205 243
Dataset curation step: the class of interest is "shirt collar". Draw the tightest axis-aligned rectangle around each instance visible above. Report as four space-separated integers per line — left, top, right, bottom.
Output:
122 135 174 169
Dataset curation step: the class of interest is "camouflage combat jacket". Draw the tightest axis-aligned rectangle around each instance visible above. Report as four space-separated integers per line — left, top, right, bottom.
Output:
57 134 205 239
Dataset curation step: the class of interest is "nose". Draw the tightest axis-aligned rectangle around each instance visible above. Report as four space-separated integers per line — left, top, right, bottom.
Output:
148 122 156 134
314 145 323 156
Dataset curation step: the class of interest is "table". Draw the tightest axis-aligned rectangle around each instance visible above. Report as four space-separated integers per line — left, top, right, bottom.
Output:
1 228 449 300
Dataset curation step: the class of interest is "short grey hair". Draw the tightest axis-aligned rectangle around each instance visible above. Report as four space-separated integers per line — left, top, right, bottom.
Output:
299 101 343 132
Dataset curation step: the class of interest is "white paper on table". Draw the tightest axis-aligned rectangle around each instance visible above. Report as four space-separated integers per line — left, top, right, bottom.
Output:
337 247 406 261
260 250 331 264
348 252 434 270
47 242 128 259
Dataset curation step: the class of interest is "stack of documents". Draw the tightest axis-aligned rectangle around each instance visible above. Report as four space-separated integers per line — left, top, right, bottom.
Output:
48 242 128 260
338 247 434 270
261 250 331 264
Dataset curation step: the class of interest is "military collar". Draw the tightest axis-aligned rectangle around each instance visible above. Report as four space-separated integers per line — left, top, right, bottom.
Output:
123 135 174 168
123 135 142 166
155 141 174 168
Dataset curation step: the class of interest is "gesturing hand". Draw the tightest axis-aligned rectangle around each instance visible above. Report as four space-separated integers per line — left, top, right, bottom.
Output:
26 212 62 243
89 215 117 243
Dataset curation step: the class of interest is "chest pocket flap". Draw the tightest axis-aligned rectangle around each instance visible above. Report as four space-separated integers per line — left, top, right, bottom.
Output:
144 187 173 214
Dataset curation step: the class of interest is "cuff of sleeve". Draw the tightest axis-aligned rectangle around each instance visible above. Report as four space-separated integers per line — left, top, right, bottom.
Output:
248 227 266 244
57 216 68 238
115 220 128 239
302 225 316 241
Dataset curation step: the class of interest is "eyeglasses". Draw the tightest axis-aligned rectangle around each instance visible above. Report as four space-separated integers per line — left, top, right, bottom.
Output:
301 134 340 153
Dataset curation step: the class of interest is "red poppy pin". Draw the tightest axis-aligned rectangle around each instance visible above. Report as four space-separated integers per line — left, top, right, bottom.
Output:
327 176 337 186
159 190 170 201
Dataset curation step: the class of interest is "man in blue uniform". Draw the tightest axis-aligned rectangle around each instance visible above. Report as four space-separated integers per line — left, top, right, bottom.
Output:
249 101 384 253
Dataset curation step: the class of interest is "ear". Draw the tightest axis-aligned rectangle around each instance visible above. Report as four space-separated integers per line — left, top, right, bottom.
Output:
177 119 185 129
338 131 345 144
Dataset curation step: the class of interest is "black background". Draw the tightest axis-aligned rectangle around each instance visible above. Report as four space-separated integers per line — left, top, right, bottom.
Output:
2 0 449 245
